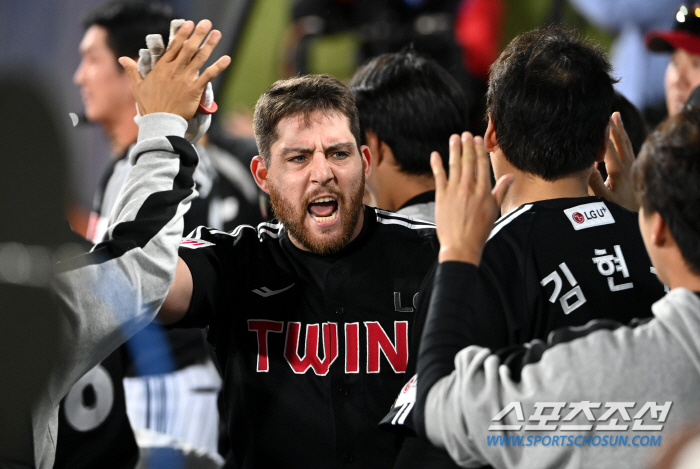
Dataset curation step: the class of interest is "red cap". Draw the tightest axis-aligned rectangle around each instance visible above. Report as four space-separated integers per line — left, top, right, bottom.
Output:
646 30 700 56
646 4 700 56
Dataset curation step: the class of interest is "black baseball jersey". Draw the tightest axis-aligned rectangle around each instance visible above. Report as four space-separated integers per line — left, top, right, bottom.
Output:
176 207 438 468
459 196 665 346
385 197 667 469
417 196 665 360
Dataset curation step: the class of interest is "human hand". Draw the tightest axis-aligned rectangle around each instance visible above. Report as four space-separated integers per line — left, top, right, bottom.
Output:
588 112 639 211
432 132 513 265
135 20 215 143
119 19 230 121
137 19 185 78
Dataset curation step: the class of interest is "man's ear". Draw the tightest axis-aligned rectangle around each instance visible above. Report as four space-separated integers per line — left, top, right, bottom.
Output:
360 144 372 179
364 130 383 167
595 124 611 163
251 156 269 194
651 212 672 248
484 115 499 152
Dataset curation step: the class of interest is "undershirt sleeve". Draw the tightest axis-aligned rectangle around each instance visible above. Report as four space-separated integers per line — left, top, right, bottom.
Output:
172 244 226 329
414 261 508 438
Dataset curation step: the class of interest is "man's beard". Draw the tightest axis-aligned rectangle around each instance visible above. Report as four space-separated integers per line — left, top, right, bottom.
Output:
268 174 365 256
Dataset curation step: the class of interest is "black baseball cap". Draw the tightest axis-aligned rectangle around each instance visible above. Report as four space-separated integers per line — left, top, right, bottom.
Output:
647 4 700 55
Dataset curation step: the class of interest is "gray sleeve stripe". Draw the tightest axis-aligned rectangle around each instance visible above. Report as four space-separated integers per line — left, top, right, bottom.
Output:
57 136 196 272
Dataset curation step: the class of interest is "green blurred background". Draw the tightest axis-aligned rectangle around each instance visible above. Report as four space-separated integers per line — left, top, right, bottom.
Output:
221 0 612 115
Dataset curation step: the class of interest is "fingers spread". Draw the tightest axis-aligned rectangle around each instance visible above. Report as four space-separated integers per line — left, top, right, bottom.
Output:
461 132 475 189
431 151 447 197
162 20 194 61
448 134 462 186
197 54 231 87
188 29 223 74
474 136 490 194
118 57 141 84
177 19 213 67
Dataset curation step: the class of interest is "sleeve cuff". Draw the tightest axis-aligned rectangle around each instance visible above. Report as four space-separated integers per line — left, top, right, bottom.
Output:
137 112 188 142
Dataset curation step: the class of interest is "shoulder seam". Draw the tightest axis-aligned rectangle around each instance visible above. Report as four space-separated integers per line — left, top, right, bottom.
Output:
257 221 284 240
488 204 533 241
375 208 436 230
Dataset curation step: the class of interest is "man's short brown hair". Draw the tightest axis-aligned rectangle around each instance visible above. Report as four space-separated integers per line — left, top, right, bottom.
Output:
253 74 362 165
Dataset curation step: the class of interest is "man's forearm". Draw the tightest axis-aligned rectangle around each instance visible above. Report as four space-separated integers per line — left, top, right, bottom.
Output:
415 261 490 438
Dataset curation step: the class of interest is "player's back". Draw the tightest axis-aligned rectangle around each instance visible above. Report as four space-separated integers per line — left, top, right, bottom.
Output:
481 196 665 346
381 196 667 461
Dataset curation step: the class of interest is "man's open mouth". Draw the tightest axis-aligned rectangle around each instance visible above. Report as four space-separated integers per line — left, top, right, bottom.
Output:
308 196 339 223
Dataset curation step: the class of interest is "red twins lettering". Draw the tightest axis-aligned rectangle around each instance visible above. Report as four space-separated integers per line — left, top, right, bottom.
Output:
365 321 409 373
285 322 339 375
247 320 284 372
247 321 409 374
345 323 360 373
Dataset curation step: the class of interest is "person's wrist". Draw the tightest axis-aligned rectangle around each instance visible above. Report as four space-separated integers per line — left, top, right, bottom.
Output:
136 112 188 141
438 245 482 266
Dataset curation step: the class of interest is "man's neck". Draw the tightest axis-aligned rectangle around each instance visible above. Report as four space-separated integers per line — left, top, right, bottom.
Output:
102 108 139 157
374 172 434 212
669 274 700 292
660 252 700 292
500 169 592 215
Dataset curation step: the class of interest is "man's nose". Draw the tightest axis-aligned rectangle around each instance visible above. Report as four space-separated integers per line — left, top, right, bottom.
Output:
310 154 334 185
73 62 84 85
675 62 691 88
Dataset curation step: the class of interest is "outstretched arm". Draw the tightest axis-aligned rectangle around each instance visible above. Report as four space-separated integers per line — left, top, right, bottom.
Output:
119 19 229 325
51 19 229 398
414 133 512 442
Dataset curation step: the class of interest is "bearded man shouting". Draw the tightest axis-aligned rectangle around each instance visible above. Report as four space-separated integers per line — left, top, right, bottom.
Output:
153 74 439 468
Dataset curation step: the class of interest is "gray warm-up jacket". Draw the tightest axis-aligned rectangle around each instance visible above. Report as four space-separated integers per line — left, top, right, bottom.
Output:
33 114 194 468
417 262 700 469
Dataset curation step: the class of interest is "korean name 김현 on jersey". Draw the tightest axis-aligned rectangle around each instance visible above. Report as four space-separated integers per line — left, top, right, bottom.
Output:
383 197 666 437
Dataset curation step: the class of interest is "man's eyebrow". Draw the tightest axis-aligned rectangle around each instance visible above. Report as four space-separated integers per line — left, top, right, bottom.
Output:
279 146 314 156
279 142 355 156
325 142 355 153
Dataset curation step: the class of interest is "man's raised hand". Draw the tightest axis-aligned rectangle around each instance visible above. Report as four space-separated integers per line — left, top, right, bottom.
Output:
118 20 230 121
431 132 513 265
